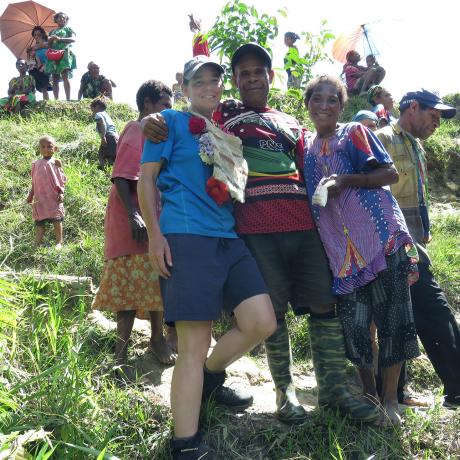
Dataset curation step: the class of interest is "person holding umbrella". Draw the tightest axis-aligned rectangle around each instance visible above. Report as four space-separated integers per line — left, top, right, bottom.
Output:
45 12 76 101
27 26 51 101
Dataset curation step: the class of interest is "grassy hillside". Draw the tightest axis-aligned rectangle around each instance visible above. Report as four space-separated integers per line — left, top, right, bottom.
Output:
0 101 136 281
0 95 459 459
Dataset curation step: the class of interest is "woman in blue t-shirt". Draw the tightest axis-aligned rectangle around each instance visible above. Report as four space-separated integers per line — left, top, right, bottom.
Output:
138 56 276 460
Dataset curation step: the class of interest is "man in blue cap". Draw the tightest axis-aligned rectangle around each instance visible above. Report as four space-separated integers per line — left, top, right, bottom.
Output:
376 89 460 409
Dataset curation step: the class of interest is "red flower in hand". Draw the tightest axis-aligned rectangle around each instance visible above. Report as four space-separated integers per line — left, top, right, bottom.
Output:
189 116 206 135
206 177 230 206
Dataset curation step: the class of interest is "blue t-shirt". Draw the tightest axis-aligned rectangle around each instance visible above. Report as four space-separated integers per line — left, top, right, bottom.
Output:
141 109 237 238
35 48 48 64
94 111 117 136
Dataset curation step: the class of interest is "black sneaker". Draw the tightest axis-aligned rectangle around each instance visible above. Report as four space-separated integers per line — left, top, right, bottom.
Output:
170 432 213 460
443 395 460 410
202 368 253 409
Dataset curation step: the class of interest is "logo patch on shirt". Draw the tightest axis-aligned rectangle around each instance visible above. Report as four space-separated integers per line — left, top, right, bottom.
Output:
259 139 284 151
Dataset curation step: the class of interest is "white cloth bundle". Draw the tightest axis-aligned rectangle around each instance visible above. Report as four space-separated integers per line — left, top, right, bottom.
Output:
191 111 248 203
312 177 337 207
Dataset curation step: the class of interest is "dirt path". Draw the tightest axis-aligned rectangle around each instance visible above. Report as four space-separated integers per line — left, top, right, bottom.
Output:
89 311 436 417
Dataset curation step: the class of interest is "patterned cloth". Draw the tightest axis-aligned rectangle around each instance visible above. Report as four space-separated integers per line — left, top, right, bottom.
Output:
376 121 430 243
190 110 247 203
30 158 67 221
343 63 367 91
303 122 418 295
9 75 35 95
92 254 163 319
172 83 185 102
80 72 109 98
338 245 420 368
45 26 77 77
215 100 315 234
371 104 396 125
192 33 210 57
0 75 36 111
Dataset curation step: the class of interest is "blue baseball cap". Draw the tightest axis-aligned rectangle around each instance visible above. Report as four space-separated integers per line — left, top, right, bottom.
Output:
399 89 456 119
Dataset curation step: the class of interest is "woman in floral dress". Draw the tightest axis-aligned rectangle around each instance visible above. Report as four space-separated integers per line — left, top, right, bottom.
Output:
0 59 35 113
45 12 77 101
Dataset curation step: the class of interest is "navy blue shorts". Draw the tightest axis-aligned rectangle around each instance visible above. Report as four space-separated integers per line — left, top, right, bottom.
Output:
160 234 268 325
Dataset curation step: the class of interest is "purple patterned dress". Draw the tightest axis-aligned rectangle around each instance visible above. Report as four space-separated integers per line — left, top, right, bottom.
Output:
303 122 420 368
303 122 417 295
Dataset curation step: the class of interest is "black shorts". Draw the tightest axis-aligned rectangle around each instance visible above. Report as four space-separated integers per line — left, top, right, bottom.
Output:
160 234 268 325
98 133 118 165
242 230 336 318
35 217 64 227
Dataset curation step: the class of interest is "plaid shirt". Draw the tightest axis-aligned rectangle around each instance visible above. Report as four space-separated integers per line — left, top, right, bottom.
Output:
376 121 430 247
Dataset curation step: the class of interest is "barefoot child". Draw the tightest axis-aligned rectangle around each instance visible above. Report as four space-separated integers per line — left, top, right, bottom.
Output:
90 97 119 168
92 80 177 373
138 56 276 459
27 136 67 248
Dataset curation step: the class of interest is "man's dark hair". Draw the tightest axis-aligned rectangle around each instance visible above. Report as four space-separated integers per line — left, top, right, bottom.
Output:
136 80 172 112
90 97 107 111
304 75 348 107
53 12 68 22
285 32 300 41
345 50 359 63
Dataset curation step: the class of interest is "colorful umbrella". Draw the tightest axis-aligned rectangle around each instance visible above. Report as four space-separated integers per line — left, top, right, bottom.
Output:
0 1 56 59
332 24 379 63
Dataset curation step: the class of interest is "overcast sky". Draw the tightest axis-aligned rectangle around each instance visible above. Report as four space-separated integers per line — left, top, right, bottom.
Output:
0 0 457 108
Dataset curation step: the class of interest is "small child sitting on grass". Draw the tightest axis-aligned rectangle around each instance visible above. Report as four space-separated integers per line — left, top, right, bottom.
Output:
90 97 119 168
27 135 67 249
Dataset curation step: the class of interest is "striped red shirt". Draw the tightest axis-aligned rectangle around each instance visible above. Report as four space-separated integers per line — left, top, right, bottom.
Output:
214 101 315 234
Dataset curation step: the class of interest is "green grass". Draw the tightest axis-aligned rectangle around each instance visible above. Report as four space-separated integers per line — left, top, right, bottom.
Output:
0 100 136 280
429 214 460 306
0 278 170 459
1 278 459 459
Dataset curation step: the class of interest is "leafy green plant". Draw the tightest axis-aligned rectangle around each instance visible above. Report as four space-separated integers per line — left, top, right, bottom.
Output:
207 0 284 93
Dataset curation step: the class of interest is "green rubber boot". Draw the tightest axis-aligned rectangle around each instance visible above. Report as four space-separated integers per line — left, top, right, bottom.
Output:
309 316 380 422
265 319 309 424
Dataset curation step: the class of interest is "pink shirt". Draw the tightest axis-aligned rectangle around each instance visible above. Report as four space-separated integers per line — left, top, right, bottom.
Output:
31 157 67 221
343 63 366 91
104 121 160 260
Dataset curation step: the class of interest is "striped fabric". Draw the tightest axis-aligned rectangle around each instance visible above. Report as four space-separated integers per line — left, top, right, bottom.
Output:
216 101 315 234
303 122 418 295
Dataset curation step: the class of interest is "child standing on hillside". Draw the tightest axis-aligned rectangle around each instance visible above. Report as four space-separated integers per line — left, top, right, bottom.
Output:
172 72 185 102
27 136 67 248
90 97 119 168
